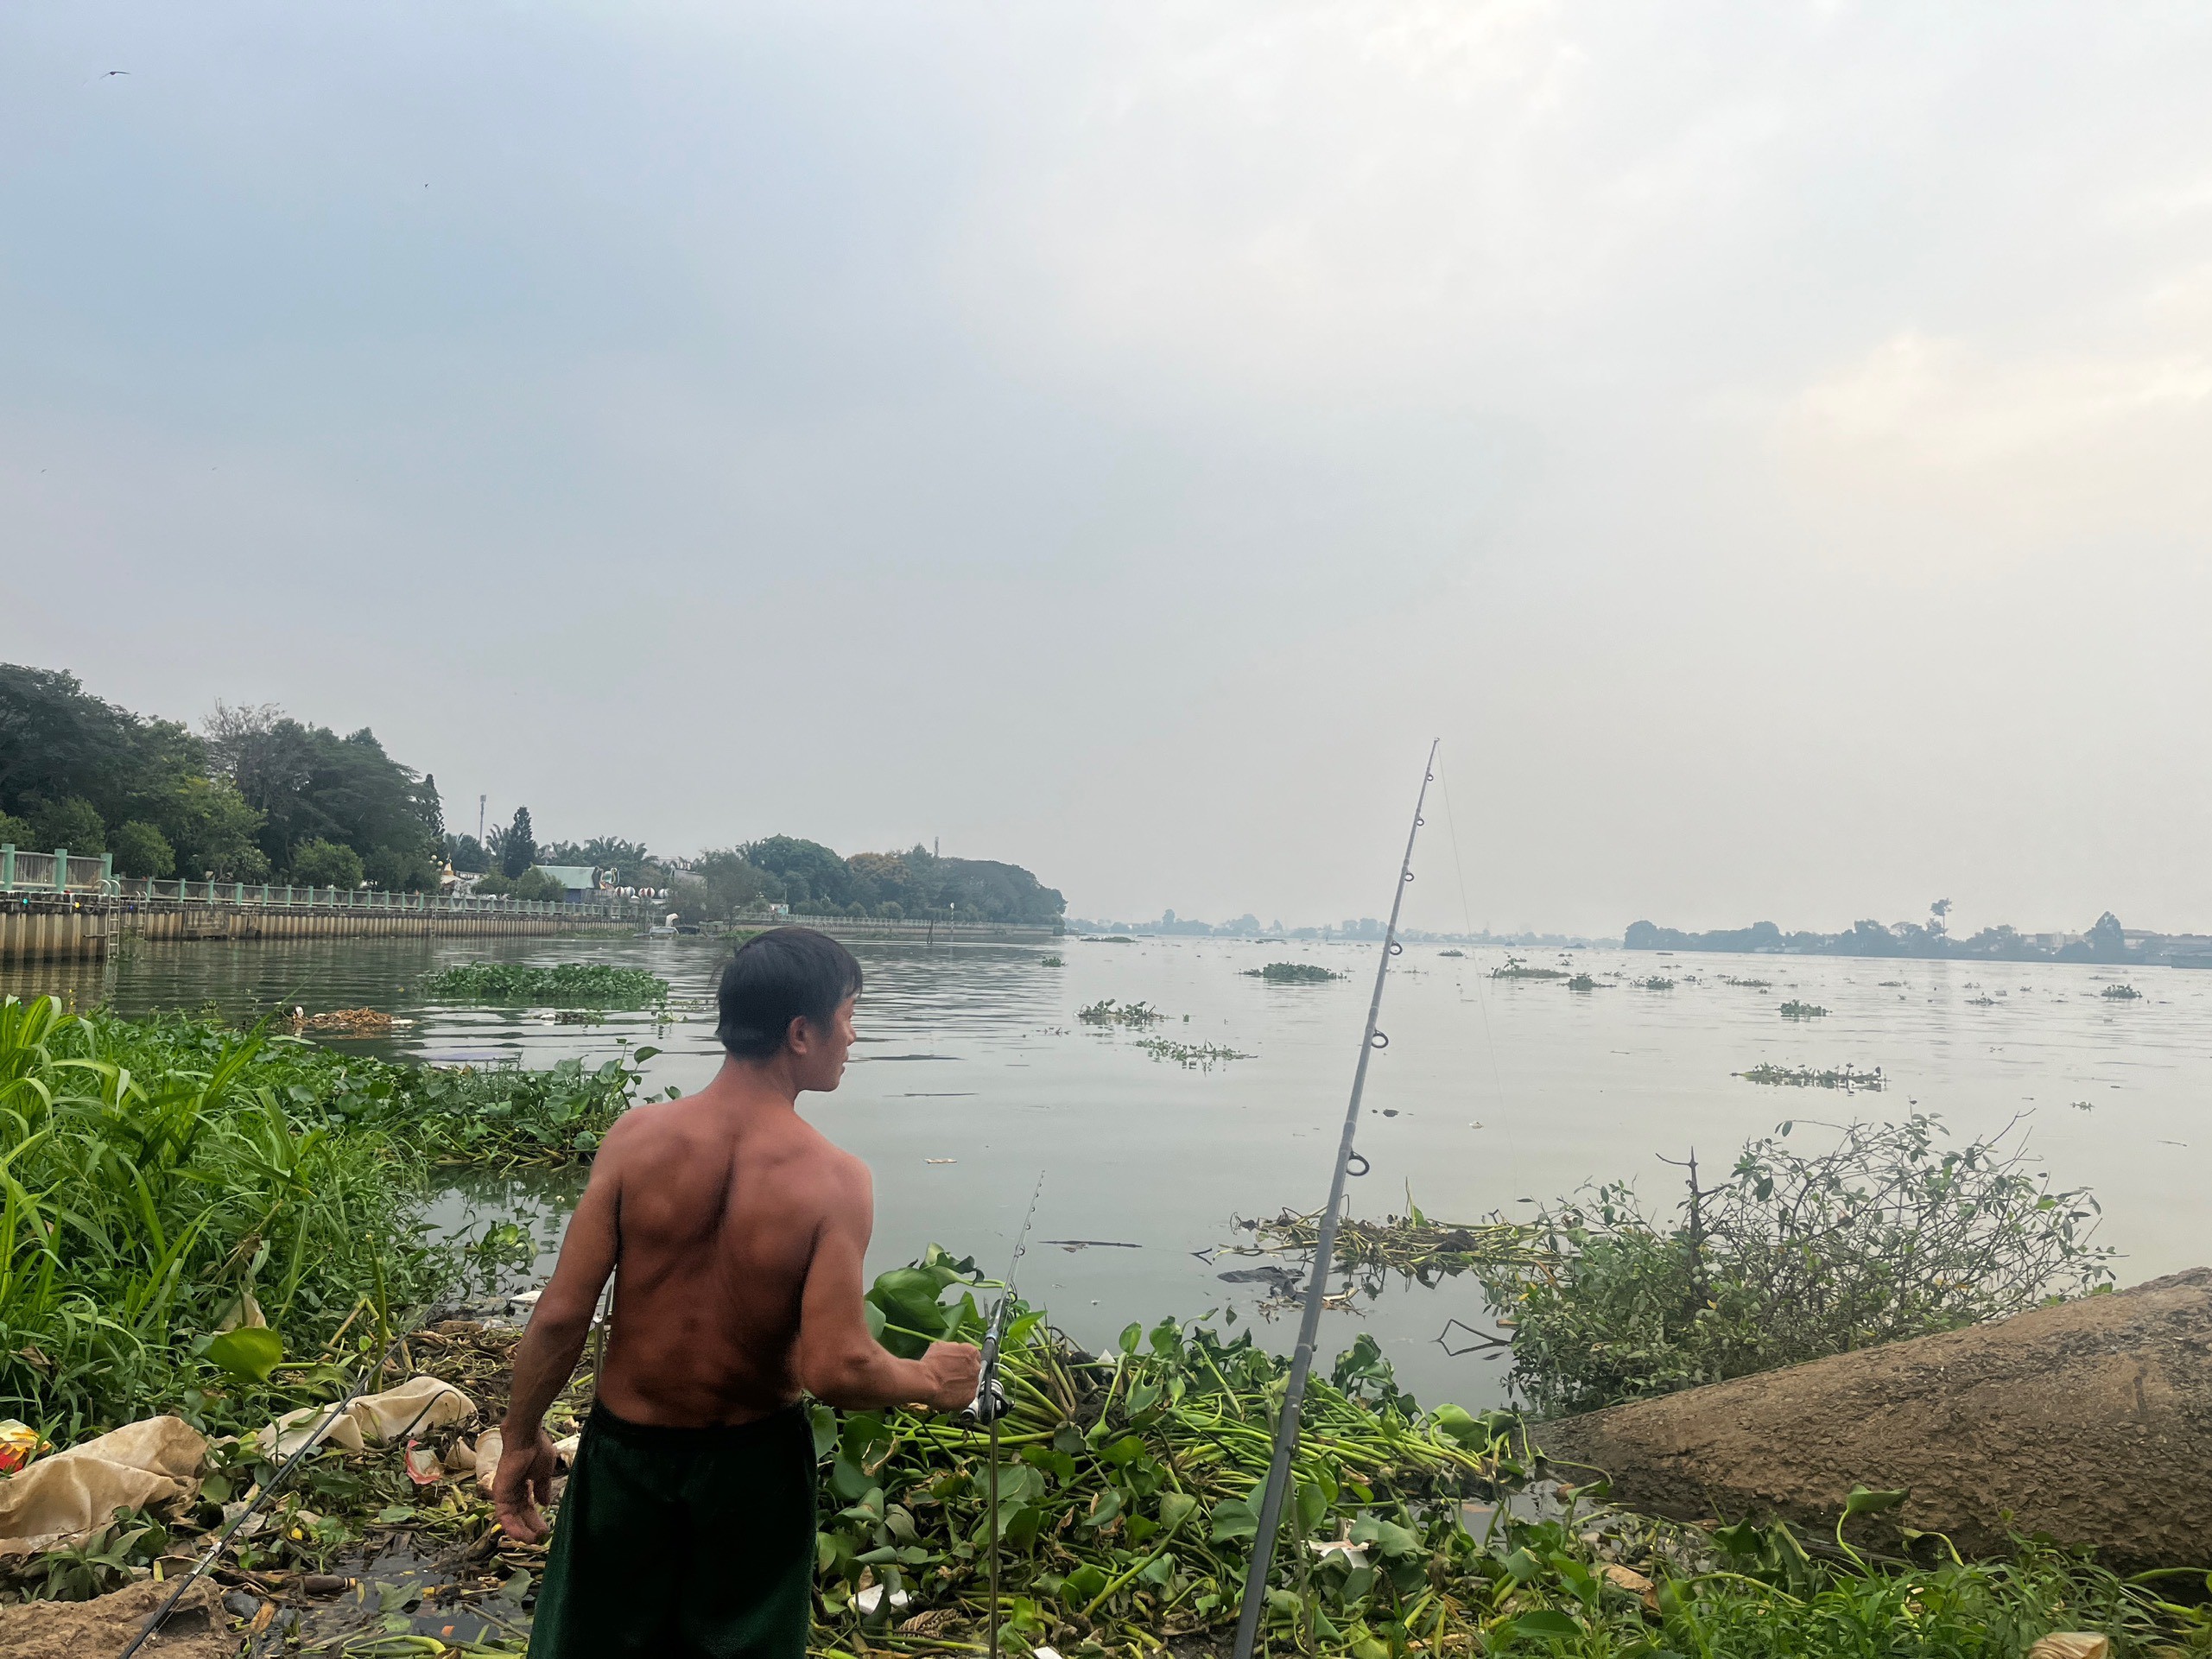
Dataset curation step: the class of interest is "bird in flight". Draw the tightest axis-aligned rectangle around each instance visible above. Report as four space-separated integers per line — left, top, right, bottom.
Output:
103 69 130 76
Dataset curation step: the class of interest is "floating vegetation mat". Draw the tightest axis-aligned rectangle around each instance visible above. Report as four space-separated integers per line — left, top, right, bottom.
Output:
1778 1000 1829 1019
1566 974 1600 991
1225 1202 1556 1289
1737 1063 1886 1092
1635 977 1676 991
1079 999 1168 1026
418 963 671 1009
1490 960 1569 980
1134 1037 1252 1070
1722 976 1772 988
1039 955 1066 966
1437 949 1465 958
2101 984 2142 1000
1243 962 1344 983
291 1007 414 1036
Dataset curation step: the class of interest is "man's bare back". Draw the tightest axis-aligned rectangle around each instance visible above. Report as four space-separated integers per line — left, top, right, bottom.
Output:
495 972 980 1544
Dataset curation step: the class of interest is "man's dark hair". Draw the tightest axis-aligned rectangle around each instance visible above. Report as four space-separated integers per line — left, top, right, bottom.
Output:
716 927 865 1060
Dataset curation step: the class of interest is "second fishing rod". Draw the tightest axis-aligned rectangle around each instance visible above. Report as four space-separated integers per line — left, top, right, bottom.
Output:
1230 739 1438 1659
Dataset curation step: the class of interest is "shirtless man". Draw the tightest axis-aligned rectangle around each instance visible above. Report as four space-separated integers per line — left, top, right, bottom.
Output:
493 927 982 1659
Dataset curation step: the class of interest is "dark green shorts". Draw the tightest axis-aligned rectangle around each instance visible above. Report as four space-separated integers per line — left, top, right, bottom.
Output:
530 1401 816 1659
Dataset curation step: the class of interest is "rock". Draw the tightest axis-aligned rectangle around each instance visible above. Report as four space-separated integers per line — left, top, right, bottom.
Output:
2025 1637 2110 1659
1536 1268 2212 1572
0 1576 231 1659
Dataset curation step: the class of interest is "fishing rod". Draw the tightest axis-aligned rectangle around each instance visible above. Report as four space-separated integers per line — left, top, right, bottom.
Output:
969 1171 1043 1659
1231 740 1438 1659
120 1306 447 1659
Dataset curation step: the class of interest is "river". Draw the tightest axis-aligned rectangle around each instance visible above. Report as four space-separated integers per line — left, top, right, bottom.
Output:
5 932 2204 1408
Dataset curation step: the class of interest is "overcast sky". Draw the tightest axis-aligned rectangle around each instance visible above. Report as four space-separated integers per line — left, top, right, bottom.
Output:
6 3 2210 935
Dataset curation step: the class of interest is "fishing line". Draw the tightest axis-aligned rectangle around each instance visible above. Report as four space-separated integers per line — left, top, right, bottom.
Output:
120 1308 449 1659
1435 763 1506 1116
1230 740 1437 1659
971 1171 1043 1659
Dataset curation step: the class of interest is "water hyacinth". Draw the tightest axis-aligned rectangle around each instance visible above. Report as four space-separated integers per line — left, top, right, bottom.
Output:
418 962 671 1009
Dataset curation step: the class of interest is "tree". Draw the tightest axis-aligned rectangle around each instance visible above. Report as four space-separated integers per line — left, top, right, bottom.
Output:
690 849 777 916
743 836 852 908
203 704 441 888
290 839 364 888
29 796 106 854
0 812 32 848
508 867 564 902
168 776 269 881
110 821 176 878
2086 911 2129 962
445 833 491 874
500 807 537 879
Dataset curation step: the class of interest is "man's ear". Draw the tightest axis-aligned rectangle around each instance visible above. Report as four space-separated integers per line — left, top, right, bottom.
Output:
784 1014 810 1054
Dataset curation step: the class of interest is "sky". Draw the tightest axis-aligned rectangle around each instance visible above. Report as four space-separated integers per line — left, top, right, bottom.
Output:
5 2 2210 937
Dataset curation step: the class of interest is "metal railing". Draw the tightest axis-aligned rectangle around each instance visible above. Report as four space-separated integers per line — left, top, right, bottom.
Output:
1 846 645 920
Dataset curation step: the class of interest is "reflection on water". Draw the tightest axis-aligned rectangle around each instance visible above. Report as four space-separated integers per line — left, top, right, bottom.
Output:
6 933 2207 1408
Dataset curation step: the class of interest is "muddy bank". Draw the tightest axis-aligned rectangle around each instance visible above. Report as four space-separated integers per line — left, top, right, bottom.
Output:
0 1578 228 1659
1537 1268 2212 1572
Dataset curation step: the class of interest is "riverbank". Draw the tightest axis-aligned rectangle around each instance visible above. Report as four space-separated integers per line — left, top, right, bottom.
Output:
2 996 2204 1654
20 1289 2207 1658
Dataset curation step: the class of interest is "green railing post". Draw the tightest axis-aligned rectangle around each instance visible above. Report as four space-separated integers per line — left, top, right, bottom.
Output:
0 845 11 891
101 852 115 894
53 849 68 894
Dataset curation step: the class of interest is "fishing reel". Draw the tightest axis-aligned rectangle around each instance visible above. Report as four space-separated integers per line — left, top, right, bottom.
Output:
965 1368 1011 1424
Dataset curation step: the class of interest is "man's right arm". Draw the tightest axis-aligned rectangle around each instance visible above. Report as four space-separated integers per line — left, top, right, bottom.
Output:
796 1162 979 1411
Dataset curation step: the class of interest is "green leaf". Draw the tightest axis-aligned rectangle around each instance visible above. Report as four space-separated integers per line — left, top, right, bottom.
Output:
1061 1563 1109 1605
632 1047 662 1062
1842 1485 1909 1520
204 1326 283 1384
1509 1610 1581 1639
1209 1496 1258 1543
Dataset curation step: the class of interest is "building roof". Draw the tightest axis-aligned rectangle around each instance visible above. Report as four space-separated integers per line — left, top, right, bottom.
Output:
534 864 601 891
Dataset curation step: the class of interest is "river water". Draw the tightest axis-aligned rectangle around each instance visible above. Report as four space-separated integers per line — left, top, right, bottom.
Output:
6 933 2205 1408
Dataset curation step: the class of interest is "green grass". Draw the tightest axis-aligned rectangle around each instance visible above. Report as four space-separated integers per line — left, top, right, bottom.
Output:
0 996 656 1439
418 962 670 1008
0 997 453 1440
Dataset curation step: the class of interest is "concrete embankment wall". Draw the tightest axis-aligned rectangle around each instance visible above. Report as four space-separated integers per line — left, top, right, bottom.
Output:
1 901 628 965
0 904 119 966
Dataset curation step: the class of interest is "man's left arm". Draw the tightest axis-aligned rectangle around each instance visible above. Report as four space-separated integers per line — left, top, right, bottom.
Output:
494 1133 623 1542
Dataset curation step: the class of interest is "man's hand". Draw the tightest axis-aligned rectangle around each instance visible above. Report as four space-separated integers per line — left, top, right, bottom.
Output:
915 1341 983 1412
493 1428 561 1542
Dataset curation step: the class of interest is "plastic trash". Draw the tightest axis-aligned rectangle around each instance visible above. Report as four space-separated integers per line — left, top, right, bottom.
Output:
0 1421 44 1475
259 1376 474 1460
0 1415 208 1555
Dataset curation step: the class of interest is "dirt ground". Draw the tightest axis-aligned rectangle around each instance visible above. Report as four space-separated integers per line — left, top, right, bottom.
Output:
1536 1267 2212 1572
0 1577 232 1659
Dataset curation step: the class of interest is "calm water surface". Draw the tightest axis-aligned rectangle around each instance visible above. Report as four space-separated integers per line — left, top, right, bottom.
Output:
9 934 2206 1407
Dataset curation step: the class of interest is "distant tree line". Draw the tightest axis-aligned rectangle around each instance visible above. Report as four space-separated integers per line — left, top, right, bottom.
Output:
1 665 442 889
3 664 1066 921
1624 910 2141 964
672 836 1064 927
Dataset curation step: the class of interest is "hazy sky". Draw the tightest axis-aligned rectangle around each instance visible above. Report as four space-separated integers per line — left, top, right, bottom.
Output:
7 3 2210 935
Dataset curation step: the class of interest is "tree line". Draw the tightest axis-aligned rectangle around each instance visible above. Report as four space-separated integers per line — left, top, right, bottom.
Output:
0 664 443 889
0 664 1066 923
